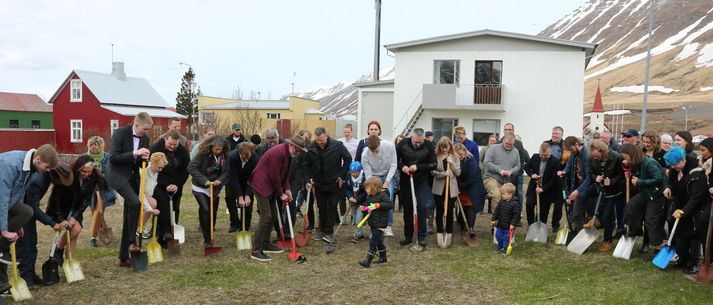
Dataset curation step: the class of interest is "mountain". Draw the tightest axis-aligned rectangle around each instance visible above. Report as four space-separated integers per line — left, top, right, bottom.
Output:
288 68 394 117
540 0 713 114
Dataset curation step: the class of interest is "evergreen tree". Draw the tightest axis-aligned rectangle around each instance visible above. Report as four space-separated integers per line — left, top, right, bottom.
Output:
176 68 197 125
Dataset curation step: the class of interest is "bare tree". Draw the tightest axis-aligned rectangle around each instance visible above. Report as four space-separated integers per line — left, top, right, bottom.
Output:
231 84 244 100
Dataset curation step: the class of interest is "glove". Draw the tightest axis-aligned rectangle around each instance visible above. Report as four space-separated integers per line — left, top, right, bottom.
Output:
360 205 370 213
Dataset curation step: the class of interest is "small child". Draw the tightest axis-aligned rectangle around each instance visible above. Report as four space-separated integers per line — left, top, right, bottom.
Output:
491 183 521 255
343 161 367 242
358 177 393 268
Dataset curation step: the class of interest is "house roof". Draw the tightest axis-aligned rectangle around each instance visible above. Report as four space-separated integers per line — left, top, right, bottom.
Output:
305 108 324 115
49 69 169 108
385 29 597 66
101 105 185 118
353 79 395 88
202 100 290 110
0 91 52 112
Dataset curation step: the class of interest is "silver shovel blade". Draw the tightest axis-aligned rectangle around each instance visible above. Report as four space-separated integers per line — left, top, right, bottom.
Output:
613 236 637 259
525 222 548 244
567 228 599 255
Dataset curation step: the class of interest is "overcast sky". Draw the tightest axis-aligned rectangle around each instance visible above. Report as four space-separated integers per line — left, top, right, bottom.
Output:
0 0 584 105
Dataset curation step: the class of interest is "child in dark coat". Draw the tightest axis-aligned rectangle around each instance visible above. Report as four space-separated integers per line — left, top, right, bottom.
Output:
359 177 393 268
343 161 367 242
491 183 521 255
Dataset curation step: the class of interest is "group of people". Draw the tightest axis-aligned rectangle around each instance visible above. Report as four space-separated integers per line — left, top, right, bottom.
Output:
1 113 711 294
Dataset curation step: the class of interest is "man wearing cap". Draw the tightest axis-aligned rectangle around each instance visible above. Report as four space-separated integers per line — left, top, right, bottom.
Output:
621 129 639 146
248 134 308 261
226 123 246 152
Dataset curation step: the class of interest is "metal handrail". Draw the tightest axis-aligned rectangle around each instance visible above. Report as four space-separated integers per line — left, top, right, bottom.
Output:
393 89 423 136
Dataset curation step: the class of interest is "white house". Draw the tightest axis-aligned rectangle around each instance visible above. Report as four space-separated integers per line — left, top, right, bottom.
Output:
356 29 596 154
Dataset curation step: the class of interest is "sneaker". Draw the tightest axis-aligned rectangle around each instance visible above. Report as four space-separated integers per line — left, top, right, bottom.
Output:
417 238 427 247
352 235 364 243
0 249 12 265
384 226 394 237
263 243 284 254
685 264 700 275
322 235 334 243
0 282 10 294
90 238 98 247
501 252 508 256
141 231 151 240
250 249 271 262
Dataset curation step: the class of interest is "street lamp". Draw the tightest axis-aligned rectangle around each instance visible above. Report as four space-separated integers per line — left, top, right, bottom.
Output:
179 62 198 140
682 106 689 131
257 91 261 100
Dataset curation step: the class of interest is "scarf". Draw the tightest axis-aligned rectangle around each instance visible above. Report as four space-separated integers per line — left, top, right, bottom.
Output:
88 150 105 171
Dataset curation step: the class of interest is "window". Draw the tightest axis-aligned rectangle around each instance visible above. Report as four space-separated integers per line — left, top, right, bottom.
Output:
70 120 83 143
433 60 460 84
266 113 281 119
472 119 500 146
70 79 82 102
31 120 40 129
110 120 119 136
432 118 459 141
9 120 19 128
475 61 503 84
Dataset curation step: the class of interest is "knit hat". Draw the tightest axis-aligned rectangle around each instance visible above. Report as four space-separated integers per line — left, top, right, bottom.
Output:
664 146 686 167
700 137 713 153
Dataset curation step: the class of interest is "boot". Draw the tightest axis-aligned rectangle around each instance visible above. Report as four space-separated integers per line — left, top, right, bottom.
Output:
376 249 387 264
359 252 375 268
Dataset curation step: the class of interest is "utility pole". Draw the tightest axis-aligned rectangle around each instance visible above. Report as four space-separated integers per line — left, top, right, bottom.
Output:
373 0 382 81
641 0 655 131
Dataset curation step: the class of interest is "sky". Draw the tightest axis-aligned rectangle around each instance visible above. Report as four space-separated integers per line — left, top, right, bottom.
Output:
0 0 584 106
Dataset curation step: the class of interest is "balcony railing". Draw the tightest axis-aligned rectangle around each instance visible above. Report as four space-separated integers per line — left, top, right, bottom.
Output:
422 83 504 111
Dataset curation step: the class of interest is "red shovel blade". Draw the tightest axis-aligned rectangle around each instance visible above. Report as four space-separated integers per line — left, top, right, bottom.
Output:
204 240 222 256
289 249 303 262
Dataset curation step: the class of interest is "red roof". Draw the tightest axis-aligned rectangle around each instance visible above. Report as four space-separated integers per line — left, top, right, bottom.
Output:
0 91 52 112
592 85 604 113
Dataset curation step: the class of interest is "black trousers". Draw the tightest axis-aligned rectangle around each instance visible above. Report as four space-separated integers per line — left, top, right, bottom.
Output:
225 186 238 227
116 181 140 261
0 203 33 284
316 190 340 235
526 193 554 226
675 217 701 267
193 191 220 244
271 198 296 239
625 193 665 246
154 188 182 246
433 194 455 234
16 205 39 282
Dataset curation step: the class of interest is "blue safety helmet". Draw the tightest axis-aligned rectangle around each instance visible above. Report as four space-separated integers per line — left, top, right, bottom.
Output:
349 161 363 172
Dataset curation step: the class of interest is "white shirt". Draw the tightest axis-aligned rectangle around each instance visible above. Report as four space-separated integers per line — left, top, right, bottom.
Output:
132 130 140 151
338 137 359 160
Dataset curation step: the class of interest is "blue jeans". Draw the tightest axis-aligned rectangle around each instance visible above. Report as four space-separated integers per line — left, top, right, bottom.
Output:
353 209 365 238
369 228 386 253
495 227 510 253
401 179 431 241
377 175 395 227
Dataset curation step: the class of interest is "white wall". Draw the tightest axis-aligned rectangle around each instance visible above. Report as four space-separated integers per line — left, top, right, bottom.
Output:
391 35 586 154
357 86 394 140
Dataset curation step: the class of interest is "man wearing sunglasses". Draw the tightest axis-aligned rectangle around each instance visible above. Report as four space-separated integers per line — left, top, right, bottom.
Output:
621 129 639 146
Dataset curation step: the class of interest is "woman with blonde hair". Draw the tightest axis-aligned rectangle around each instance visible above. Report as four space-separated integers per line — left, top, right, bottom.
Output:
431 137 461 246
86 136 117 247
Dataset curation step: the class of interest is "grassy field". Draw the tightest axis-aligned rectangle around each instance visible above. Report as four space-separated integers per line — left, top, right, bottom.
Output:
8 183 713 305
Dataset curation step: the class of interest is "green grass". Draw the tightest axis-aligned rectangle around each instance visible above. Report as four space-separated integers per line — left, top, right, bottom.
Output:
10 183 713 305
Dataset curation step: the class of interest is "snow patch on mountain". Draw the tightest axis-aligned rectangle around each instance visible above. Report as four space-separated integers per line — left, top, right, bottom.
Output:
610 85 678 94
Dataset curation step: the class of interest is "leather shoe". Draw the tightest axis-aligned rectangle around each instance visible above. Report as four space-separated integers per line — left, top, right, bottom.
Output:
639 244 649 253
119 259 131 268
399 237 412 246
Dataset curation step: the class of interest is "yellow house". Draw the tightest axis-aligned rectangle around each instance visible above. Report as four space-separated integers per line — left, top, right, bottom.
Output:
197 95 336 137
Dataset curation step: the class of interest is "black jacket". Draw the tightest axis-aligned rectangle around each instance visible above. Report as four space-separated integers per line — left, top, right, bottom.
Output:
150 138 190 195
492 197 521 229
106 124 150 189
304 137 352 193
226 134 246 152
668 156 709 220
524 154 561 203
228 149 258 198
587 151 624 198
23 172 56 227
255 139 285 159
396 137 436 187
47 172 99 224
363 191 393 229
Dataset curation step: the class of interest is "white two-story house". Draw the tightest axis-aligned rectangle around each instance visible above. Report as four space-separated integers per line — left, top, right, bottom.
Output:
356 29 596 154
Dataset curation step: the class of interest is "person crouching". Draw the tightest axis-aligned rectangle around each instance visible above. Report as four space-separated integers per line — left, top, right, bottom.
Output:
491 183 520 255
359 177 393 268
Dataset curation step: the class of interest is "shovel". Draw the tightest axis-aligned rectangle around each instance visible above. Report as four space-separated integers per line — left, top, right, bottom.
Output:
9 242 32 301
506 227 515 255
555 184 569 245
294 188 312 247
63 230 85 282
437 163 451 249
204 184 222 256
236 206 252 250
567 186 603 255
92 190 112 246
653 216 681 269
326 204 352 254
274 201 291 249
697 202 713 282
169 193 185 244
613 174 636 260
284 201 306 262
456 197 479 247
525 191 547 243
147 216 163 264
131 162 148 272
167 193 181 256
408 174 423 252
41 232 61 286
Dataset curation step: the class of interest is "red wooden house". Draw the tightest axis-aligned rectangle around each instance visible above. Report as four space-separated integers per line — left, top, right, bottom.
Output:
49 62 186 153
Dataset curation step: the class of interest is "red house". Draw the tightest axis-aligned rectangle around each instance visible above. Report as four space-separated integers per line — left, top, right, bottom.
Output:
49 62 186 153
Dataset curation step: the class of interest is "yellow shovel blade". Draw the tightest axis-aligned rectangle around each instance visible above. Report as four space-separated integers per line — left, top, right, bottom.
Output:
554 227 569 245
237 232 252 250
147 241 164 264
63 259 85 283
10 276 32 301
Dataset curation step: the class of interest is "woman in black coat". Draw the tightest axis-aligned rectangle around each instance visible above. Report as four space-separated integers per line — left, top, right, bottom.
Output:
454 143 485 235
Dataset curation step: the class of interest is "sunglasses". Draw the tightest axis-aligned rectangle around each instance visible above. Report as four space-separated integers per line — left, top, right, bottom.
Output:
623 135 634 138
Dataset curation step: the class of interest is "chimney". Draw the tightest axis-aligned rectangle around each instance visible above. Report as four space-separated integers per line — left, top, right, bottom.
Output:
112 62 126 81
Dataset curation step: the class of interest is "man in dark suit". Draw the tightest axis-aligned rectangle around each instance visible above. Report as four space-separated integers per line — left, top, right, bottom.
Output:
107 112 152 267
524 142 562 231
150 129 190 246
227 142 258 232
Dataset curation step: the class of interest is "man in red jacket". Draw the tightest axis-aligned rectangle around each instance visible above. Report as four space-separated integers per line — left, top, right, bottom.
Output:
248 134 309 261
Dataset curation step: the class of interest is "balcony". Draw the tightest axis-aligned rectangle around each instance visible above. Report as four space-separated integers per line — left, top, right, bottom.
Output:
422 83 504 111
